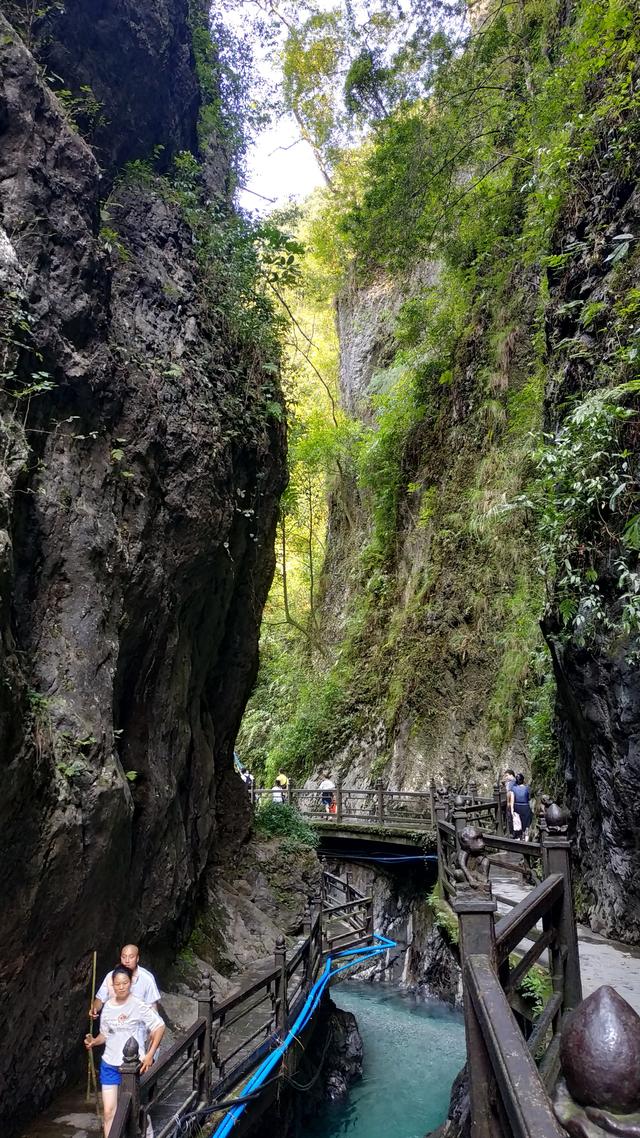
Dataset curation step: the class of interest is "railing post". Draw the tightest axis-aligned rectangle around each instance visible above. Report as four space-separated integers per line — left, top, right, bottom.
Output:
197 969 213 1103
335 779 343 823
376 778 384 823
119 1037 142 1138
250 779 256 809
496 782 505 837
468 780 478 803
541 828 582 1012
310 894 322 971
453 796 467 858
435 799 446 896
493 782 503 835
454 889 500 1138
287 778 292 806
429 779 437 827
274 935 288 1033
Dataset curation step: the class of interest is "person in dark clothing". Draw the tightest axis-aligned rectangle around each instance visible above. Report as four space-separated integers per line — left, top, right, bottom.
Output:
509 773 532 839
502 768 516 834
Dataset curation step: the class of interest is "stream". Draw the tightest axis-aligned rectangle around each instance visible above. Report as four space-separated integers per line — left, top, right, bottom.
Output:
303 983 465 1138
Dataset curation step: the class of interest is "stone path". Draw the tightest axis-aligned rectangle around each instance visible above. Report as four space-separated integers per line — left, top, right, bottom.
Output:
491 866 640 1014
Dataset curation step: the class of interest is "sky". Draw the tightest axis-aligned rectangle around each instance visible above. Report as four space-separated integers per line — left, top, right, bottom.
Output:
220 0 326 214
238 115 324 212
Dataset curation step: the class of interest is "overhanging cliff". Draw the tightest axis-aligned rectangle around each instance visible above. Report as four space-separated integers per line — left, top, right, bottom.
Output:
0 1 286 1127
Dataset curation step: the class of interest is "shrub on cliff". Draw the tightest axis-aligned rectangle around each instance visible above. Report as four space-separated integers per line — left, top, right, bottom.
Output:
254 800 319 848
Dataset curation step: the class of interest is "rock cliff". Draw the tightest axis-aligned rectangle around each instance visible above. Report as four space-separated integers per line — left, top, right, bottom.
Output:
0 2 285 1128
304 8 640 944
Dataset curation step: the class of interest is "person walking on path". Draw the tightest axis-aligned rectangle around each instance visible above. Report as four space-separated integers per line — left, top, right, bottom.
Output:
319 771 336 816
92 944 160 1017
509 773 533 840
502 768 516 835
85 965 165 1136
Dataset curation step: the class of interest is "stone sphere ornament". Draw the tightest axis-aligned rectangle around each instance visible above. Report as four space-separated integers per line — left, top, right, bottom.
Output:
555 987 640 1137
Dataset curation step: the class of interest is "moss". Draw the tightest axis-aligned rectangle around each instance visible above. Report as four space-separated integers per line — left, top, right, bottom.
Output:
427 886 459 947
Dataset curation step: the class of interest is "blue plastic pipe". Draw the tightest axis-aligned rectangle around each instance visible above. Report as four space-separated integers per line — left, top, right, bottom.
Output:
209 932 397 1138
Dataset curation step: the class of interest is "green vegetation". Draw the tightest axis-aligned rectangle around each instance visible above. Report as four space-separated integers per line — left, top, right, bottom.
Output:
427 887 459 947
236 0 640 793
253 801 319 849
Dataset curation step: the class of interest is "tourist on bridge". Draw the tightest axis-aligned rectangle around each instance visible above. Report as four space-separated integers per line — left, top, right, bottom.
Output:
275 767 289 792
509 773 532 840
92 943 160 1017
319 771 336 815
85 964 165 1136
271 781 285 804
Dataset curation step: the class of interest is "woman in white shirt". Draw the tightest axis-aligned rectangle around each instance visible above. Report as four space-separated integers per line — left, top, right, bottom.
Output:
85 965 165 1136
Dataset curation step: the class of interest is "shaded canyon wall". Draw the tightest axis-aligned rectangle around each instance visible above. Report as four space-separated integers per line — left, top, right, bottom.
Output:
0 0 286 1127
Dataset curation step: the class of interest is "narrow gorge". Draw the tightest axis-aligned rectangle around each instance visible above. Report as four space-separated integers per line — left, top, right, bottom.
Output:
2 0 640 1137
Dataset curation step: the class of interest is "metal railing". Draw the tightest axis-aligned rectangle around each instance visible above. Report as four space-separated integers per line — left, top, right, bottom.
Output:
109 873 372 1138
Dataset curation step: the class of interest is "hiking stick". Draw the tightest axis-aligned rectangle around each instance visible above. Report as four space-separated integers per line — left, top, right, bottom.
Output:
87 950 101 1117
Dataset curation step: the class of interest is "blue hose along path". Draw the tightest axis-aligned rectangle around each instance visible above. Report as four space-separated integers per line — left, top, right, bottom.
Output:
204 932 397 1138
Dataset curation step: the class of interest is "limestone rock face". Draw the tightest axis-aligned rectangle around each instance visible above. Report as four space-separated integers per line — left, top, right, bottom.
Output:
0 9 285 1132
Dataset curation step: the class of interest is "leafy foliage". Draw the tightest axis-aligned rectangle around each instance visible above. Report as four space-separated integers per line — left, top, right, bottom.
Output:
237 0 640 786
253 801 319 848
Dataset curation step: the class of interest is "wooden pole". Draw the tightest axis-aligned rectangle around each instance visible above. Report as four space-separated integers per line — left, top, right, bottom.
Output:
87 950 101 1117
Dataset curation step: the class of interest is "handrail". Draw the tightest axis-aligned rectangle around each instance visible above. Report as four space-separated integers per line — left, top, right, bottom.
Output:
109 1091 133 1138
322 897 371 917
484 834 542 857
465 955 566 1138
494 874 563 961
212 965 280 1019
140 1017 206 1091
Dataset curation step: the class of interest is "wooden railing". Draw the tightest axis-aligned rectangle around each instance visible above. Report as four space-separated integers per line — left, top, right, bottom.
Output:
109 873 372 1138
251 778 509 833
447 807 582 1138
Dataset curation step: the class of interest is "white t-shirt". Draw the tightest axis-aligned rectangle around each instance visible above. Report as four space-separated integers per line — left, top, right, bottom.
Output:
97 965 161 1006
319 779 335 792
100 995 163 1067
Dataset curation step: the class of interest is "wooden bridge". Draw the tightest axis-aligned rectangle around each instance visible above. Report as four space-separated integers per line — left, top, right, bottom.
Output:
109 778 615 1138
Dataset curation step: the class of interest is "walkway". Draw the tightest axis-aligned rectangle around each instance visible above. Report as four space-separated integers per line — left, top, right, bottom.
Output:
492 867 640 1014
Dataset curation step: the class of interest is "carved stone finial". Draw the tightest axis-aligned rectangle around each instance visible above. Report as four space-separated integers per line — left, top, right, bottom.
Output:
275 935 286 951
454 794 466 808
545 800 570 834
122 1036 140 1064
453 826 491 893
554 986 640 1136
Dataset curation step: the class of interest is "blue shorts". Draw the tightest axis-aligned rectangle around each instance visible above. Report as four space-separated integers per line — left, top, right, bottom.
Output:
100 1060 122 1086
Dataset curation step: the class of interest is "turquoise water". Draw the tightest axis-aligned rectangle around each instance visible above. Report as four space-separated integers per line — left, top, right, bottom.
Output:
303 984 466 1138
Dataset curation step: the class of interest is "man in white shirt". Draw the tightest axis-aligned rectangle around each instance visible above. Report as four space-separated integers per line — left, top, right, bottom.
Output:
92 944 160 1017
